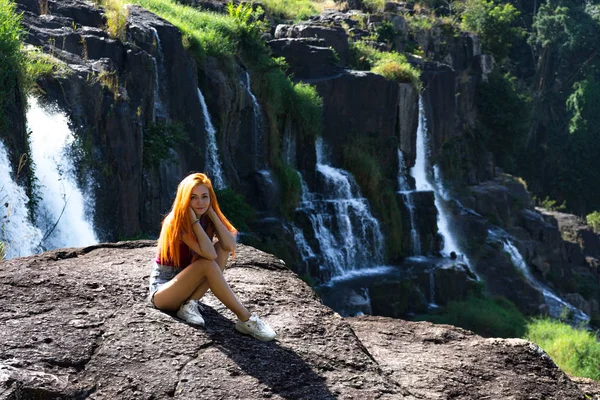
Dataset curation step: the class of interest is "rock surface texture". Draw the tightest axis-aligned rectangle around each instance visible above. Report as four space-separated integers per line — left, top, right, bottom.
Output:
0 242 595 399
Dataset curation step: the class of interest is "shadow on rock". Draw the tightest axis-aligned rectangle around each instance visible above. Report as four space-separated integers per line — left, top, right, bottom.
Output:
196 305 336 400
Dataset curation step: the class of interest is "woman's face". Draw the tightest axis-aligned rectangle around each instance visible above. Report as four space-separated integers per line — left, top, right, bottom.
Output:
190 184 210 216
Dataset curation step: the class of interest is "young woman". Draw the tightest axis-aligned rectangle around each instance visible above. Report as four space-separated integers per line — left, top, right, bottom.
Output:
148 172 276 341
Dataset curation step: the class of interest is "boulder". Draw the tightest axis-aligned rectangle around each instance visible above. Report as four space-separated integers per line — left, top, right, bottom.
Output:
274 24 350 65
267 38 341 80
0 242 593 398
543 209 600 258
348 316 588 399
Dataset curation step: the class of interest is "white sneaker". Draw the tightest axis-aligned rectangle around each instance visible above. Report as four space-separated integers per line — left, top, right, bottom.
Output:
176 300 205 326
235 313 276 341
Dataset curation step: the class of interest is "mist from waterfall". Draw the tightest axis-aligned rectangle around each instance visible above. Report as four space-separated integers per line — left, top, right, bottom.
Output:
197 88 226 189
27 96 97 250
0 141 43 259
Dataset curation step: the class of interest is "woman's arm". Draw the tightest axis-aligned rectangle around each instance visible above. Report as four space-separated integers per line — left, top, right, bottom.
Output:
182 207 217 260
208 208 237 252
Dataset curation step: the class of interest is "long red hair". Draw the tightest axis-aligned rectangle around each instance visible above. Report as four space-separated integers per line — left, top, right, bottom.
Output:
158 173 237 267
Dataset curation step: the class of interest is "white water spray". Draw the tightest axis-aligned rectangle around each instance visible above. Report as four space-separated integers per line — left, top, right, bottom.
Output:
197 88 226 189
501 236 588 323
241 71 265 169
150 27 166 121
0 142 43 259
27 96 97 250
294 138 384 279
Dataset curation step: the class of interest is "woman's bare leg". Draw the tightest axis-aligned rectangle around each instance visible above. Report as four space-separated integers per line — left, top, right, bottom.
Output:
189 244 230 301
153 257 250 321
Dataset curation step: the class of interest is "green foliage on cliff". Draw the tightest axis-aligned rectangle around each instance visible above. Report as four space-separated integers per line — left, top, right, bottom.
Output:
0 0 25 133
348 41 421 87
476 70 530 172
460 0 525 61
341 136 405 261
526 318 600 381
419 292 527 338
215 188 255 232
586 211 600 233
275 164 302 219
142 122 188 167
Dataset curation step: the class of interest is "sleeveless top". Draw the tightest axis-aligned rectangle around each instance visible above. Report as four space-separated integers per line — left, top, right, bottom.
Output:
154 217 210 267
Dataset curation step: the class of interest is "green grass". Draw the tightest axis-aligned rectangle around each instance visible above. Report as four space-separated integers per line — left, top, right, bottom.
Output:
23 46 68 81
259 0 318 21
525 318 600 381
348 41 421 87
418 293 527 338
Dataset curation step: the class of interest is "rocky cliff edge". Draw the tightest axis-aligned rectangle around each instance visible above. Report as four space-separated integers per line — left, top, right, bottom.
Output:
1 242 598 399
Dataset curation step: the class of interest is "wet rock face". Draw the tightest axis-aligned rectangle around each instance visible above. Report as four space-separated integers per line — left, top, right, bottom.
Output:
0 242 594 399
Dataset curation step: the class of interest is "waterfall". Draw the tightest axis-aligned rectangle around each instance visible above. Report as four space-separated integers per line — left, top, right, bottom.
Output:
397 149 410 191
282 127 297 168
150 27 166 121
27 96 98 250
411 97 434 192
241 71 265 170
197 88 226 189
294 137 384 281
499 234 589 323
429 269 438 308
397 148 422 255
411 95 460 257
0 142 43 259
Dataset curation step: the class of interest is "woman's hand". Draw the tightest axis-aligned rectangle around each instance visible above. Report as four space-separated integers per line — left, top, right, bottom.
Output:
188 207 197 223
207 206 218 222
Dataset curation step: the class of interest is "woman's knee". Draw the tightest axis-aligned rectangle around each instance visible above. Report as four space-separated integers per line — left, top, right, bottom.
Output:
190 258 221 275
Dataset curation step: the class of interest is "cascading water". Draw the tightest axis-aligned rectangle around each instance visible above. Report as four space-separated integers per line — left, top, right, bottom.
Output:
0 142 43 259
27 96 97 250
397 148 422 255
294 137 384 281
197 88 226 189
241 71 265 170
495 231 589 324
410 95 462 258
429 269 438 308
150 27 166 121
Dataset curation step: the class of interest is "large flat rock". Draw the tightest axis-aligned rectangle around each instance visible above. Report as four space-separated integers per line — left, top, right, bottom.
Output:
0 241 593 399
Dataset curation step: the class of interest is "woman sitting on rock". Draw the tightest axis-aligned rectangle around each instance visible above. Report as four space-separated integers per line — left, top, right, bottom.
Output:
149 172 276 341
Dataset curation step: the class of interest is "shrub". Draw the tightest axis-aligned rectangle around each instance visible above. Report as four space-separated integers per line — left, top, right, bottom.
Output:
363 0 385 13
275 164 302 219
143 121 188 167
348 41 421 87
92 0 128 41
214 188 255 232
525 318 600 381
586 211 600 233
0 0 25 133
418 294 527 338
